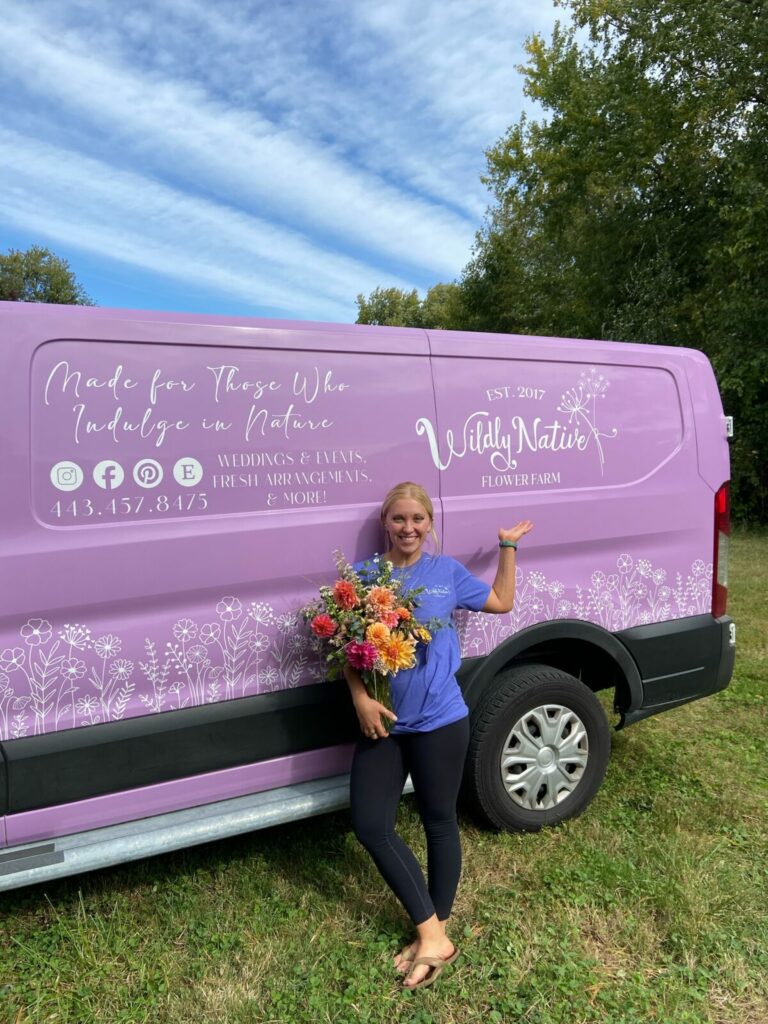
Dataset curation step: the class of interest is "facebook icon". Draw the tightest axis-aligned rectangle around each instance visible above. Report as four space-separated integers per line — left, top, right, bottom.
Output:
93 460 125 490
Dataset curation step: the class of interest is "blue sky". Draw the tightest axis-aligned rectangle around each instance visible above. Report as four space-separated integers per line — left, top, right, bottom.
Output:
1 0 562 322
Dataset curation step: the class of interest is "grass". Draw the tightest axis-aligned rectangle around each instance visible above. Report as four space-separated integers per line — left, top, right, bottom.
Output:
2 529 766 1023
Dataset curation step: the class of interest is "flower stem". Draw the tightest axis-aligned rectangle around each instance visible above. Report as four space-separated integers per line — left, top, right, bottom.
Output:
365 670 393 732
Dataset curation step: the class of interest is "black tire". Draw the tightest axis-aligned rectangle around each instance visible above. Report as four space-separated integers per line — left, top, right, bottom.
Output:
462 663 611 832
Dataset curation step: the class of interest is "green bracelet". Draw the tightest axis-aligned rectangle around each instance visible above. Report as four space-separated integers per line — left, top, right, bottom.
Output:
499 540 518 549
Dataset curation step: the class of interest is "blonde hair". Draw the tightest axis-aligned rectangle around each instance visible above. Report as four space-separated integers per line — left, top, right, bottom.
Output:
380 481 440 551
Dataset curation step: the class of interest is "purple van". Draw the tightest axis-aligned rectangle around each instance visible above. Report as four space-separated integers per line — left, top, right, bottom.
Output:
0 301 735 890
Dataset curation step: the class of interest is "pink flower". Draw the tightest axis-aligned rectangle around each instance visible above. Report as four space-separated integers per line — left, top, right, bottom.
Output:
380 610 400 629
332 579 358 610
346 641 378 672
310 614 337 638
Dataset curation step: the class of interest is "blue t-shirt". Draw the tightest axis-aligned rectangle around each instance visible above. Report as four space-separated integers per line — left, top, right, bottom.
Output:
355 553 491 734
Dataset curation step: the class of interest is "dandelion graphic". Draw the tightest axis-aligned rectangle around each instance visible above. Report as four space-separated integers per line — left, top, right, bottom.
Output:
557 367 618 475
249 602 275 627
60 624 92 650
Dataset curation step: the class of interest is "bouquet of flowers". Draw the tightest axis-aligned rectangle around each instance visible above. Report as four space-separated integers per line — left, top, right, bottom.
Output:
303 552 439 729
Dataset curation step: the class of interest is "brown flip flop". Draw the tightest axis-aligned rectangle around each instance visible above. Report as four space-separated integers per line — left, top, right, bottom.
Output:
403 948 460 990
394 943 417 973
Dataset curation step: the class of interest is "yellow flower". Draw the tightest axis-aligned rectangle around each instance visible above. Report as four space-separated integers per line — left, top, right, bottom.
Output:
415 627 432 644
366 622 391 650
379 633 417 673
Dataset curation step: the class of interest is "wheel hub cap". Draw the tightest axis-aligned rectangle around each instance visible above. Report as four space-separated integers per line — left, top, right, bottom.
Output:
499 703 589 810
537 747 556 768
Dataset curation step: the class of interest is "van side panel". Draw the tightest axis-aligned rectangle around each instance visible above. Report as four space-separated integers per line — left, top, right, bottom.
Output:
424 331 717 652
1 308 438 745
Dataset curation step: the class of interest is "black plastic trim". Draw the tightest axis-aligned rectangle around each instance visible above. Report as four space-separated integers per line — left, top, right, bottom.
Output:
458 618 644 712
617 614 734 725
0 681 358 815
0 742 7 817
458 614 734 731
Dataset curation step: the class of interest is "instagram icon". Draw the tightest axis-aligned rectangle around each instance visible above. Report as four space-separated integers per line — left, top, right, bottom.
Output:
50 461 84 492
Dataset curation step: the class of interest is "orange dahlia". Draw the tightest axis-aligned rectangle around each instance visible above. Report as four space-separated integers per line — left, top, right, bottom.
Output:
366 622 391 650
332 579 358 610
367 586 394 613
379 634 417 673
395 607 411 621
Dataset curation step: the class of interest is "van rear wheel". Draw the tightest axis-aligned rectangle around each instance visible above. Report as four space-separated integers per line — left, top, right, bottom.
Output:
462 664 611 832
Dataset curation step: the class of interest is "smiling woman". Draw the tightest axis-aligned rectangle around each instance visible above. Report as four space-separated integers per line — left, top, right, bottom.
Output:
343 481 533 989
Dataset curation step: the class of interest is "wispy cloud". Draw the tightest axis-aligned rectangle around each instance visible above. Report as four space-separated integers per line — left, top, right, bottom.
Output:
0 0 560 317
0 129 422 319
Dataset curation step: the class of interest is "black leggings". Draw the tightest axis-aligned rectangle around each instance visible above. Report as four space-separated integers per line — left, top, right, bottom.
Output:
349 716 470 926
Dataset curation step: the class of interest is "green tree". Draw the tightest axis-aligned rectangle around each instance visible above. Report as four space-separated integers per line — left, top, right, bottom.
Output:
420 283 465 330
355 282 465 330
355 287 423 327
463 0 767 520
0 245 93 305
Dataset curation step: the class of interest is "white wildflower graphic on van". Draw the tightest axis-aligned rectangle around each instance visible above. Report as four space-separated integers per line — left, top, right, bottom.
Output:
173 619 197 642
94 634 121 659
1 648 25 671
200 623 221 644
59 624 92 650
0 554 713 741
249 602 275 626
110 659 134 681
557 367 618 475
456 555 714 656
216 597 242 622
22 619 53 646
62 658 87 681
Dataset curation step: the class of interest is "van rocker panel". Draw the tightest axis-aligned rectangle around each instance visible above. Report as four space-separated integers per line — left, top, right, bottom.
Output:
0 681 358 815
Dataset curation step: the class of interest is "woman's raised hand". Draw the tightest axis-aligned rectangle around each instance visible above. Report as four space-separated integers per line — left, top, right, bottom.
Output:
498 520 534 545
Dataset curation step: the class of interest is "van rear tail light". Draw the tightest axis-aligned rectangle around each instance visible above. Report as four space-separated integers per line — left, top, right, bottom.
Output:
712 482 730 617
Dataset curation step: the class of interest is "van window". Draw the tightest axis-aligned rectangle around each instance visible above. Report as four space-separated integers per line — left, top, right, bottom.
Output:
422 356 684 496
32 337 435 526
